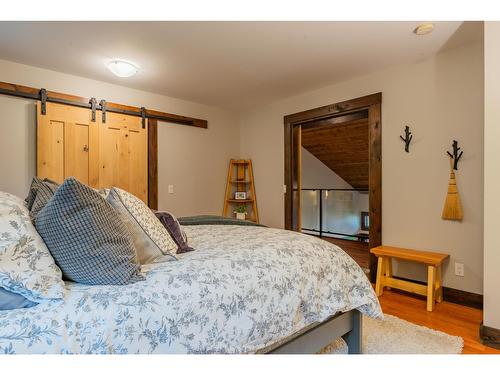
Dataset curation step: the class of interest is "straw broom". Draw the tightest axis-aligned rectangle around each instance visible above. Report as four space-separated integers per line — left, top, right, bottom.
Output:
442 157 463 221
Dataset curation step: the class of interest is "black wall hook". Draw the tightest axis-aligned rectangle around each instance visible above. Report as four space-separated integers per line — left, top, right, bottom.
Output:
446 140 463 170
399 125 413 153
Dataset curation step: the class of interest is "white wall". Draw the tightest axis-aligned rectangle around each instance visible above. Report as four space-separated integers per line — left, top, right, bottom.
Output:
0 59 239 216
483 22 500 329
0 95 36 198
301 147 352 189
157 120 238 216
240 40 484 294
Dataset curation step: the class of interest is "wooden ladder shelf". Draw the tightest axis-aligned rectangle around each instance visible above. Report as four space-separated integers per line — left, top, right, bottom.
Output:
223 159 259 223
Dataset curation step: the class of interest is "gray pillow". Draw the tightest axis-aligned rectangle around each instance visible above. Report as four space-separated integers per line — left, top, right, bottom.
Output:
0 287 37 311
25 177 59 211
30 179 59 220
35 177 144 285
25 177 41 209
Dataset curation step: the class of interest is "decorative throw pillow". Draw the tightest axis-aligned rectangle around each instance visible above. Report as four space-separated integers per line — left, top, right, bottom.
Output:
98 188 110 198
29 179 59 220
106 187 178 263
25 177 58 210
0 191 65 303
0 287 37 310
155 211 194 254
35 178 144 285
25 177 40 209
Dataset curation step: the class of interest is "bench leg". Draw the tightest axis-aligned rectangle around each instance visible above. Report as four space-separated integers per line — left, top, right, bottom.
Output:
375 257 385 297
427 265 436 312
384 257 392 290
435 265 443 303
384 257 393 278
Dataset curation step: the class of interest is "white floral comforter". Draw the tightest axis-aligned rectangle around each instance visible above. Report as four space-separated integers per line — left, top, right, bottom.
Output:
0 226 382 354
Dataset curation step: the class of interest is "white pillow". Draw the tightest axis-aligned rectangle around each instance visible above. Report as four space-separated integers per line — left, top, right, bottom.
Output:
106 187 178 263
0 191 65 302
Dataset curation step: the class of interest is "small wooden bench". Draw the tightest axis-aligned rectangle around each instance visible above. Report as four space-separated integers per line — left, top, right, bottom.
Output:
370 246 450 312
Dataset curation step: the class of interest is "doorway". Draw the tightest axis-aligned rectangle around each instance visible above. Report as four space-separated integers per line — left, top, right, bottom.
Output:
284 93 382 280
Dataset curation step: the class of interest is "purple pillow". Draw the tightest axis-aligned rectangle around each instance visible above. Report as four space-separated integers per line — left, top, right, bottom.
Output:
154 211 194 254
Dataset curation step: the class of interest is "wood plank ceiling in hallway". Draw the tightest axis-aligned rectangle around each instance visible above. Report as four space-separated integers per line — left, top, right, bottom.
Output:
301 117 369 190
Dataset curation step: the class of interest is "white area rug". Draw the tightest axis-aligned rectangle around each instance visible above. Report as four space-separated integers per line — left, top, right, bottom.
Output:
320 314 464 354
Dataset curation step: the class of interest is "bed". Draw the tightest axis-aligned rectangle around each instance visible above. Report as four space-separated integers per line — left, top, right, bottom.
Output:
0 225 381 354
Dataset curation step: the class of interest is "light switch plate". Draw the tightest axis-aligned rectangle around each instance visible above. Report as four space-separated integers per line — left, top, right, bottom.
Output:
168 185 174 194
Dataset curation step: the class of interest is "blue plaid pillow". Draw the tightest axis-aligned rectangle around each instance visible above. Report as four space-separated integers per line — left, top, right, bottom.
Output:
35 178 144 285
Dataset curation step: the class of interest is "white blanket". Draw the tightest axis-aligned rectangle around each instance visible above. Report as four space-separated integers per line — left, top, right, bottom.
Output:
0 225 382 354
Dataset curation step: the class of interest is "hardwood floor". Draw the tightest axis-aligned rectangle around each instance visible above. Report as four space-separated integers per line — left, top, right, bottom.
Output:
378 289 500 354
314 235 370 269
314 233 498 353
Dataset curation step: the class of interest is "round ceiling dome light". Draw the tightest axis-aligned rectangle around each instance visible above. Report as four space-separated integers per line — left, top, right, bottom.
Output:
107 59 139 78
413 23 435 36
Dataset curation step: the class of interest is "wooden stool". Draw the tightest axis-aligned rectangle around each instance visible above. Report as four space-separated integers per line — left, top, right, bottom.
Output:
370 246 450 312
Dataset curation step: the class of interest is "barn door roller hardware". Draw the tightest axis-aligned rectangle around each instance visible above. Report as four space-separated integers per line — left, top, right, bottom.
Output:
99 100 107 123
446 140 463 170
399 125 413 153
40 89 47 115
89 97 97 122
0 80 208 128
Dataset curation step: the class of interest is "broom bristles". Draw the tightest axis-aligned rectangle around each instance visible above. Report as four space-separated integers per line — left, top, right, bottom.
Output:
442 169 463 220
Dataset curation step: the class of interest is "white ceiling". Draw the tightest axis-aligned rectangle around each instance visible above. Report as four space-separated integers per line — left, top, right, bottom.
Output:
0 22 479 111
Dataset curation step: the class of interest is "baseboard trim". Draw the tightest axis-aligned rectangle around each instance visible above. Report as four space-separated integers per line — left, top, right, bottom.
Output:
391 276 483 309
442 286 483 310
480 323 500 349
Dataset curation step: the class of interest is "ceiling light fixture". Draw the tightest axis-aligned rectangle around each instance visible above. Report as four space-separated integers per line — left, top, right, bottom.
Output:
107 59 139 78
413 23 435 36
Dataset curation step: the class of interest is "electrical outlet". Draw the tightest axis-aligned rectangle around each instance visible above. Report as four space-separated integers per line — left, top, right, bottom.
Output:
168 185 174 194
283 185 287 194
455 262 465 277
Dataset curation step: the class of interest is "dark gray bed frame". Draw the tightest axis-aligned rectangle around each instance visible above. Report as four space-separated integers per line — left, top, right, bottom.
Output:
259 309 362 354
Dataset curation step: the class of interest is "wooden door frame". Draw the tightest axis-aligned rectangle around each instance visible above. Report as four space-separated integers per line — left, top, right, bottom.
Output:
284 93 382 281
148 118 158 210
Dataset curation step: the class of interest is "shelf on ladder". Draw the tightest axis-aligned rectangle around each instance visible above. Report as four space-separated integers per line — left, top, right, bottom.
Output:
223 159 259 223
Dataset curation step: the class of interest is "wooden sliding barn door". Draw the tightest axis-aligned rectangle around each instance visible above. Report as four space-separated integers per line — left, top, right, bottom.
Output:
98 111 148 203
37 102 99 187
37 102 148 204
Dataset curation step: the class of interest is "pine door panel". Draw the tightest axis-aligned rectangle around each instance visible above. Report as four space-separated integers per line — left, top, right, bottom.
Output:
64 122 90 185
127 127 148 202
37 103 147 202
99 123 122 190
98 111 148 203
37 113 65 183
37 102 98 186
